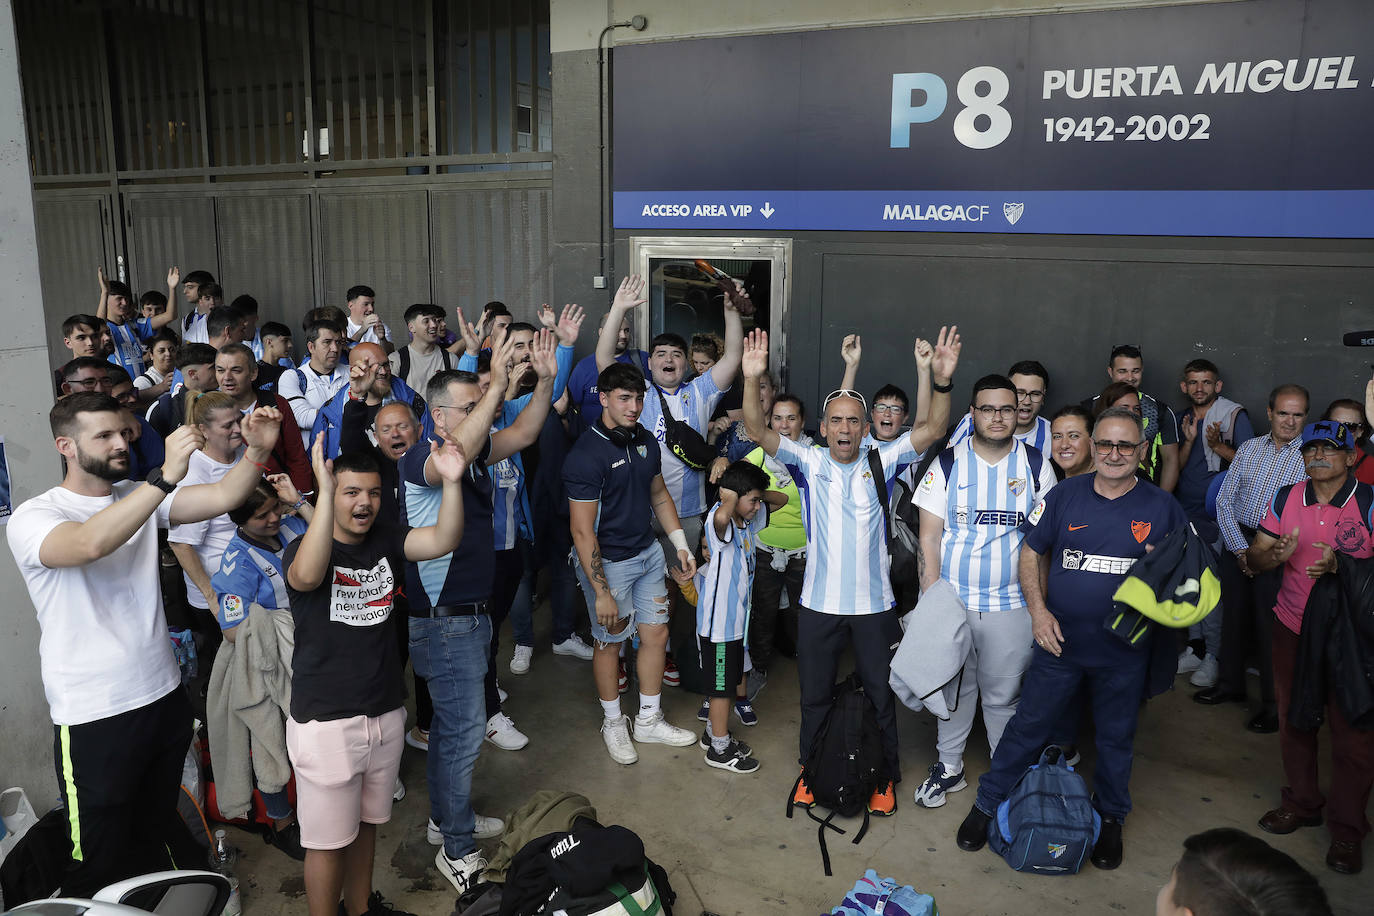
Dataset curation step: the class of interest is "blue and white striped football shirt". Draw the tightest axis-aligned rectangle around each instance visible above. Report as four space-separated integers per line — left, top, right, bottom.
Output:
776 435 918 616
695 504 767 642
948 413 1052 454
914 438 1057 612
640 372 725 519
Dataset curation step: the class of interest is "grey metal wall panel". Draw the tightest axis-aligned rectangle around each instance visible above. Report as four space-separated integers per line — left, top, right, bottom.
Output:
125 195 220 297
319 191 431 332
32 196 114 359
430 186 551 315
216 194 317 329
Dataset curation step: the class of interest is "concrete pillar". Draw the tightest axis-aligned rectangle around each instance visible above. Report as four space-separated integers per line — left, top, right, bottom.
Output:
0 0 62 807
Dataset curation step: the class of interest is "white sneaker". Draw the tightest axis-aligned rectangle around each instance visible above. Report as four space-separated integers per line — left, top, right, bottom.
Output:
435 848 487 894
1177 648 1203 675
552 635 595 660
601 715 639 765
393 776 406 802
429 816 503 844
510 645 533 675
405 726 429 751
485 712 529 751
1189 655 1219 688
632 710 696 747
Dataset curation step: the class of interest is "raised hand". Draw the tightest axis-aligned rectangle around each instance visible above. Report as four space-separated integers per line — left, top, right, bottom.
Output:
841 334 862 368
931 325 961 383
429 437 469 484
167 266 180 290
529 328 558 380
554 303 585 347
453 306 482 355
311 433 335 494
741 328 769 380
266 472 302 507
913 337 933 372
241 406 283 452
349 360 378 398
537 304 558 330
611 275 647 312
97 265 109 293
486 327 514 391
161 425 203 485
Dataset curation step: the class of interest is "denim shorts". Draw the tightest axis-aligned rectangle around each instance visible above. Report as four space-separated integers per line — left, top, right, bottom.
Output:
572 541 670 645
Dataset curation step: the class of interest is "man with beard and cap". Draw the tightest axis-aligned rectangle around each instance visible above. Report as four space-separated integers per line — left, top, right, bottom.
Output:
742 325 960 818
7 393 284 896
911 374 1057 811
313 342 430 459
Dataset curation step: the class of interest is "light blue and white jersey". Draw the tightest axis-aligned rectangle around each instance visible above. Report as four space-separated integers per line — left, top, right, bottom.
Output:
776 435 918 616
490 449 526 550
913 438 1056 612
947 413 1052 454
107 317 153 378
640 372 725 518
210 515 308 630
696 503 767 643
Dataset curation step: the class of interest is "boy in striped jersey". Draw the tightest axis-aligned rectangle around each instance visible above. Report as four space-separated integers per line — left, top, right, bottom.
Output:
690 460 787 772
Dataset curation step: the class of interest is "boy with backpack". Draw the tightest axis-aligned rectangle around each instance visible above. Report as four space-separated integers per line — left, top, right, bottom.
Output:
686 460 786 773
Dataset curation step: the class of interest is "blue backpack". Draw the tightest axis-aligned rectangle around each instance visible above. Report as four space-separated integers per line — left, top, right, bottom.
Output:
986 748 1100 875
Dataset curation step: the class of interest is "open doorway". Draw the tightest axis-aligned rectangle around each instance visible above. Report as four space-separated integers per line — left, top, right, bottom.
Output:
628 237 792 384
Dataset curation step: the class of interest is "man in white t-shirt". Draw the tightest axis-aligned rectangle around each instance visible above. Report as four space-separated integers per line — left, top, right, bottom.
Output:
345 284 394 355
277 318 348 445
6 392 283 896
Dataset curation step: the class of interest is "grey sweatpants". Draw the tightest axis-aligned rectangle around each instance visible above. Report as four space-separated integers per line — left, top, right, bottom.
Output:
936 607 1035 771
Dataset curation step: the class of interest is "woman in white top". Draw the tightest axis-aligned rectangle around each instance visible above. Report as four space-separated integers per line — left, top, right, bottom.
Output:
168 392 247 644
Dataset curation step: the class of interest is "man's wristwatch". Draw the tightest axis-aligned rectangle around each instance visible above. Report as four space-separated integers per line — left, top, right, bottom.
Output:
145 467 177 494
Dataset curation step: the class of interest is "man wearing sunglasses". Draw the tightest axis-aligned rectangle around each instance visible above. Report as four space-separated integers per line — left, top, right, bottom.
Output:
1243 421 1374 876
741 325 960 817
956 405 1186 870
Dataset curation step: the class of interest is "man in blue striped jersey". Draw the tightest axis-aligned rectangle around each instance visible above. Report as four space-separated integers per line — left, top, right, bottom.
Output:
947 361 1053 454
911 375 1058 809
741 325 961 816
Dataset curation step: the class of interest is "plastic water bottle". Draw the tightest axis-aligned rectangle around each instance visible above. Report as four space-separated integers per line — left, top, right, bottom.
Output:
209 829 242 916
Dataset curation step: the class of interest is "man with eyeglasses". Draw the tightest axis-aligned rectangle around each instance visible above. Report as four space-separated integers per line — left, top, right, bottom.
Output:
956 405 1186 870
1244 421 1374 876
741 325 960 817
1198 385 1310 734
1086 345 1180 493
1173 358 1252 689
836 334 930 446
947 360 1053 453
910 375 1058 810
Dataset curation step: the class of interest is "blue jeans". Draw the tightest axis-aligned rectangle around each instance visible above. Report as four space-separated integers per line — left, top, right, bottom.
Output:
975 645 1148 821
571 541 669 645
409 613 491 859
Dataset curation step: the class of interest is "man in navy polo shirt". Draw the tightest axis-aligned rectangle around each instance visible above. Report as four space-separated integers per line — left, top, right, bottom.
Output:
955 406 1186 871
398 328 558 896
565 361 700 765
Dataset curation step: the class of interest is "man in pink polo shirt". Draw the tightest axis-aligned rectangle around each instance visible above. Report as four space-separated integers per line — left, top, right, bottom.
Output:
1245 420 1374 877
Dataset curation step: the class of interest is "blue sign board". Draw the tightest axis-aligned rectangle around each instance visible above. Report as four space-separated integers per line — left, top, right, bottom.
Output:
612 0 1374 238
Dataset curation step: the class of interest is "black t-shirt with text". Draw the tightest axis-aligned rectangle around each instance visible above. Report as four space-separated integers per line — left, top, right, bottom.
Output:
284 525 410 722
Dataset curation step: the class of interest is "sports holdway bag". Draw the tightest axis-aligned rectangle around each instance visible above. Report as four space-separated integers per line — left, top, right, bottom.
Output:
986 747 1100 876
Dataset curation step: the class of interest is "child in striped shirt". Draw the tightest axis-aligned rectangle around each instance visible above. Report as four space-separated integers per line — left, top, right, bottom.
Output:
682 460 786 773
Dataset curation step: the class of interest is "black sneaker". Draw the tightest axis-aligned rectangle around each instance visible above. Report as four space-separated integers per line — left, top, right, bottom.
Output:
956 805 992 851
1091 817 1124 870
698 727 752 757
704 738 760 773
364 891 416 916
265 820 306 861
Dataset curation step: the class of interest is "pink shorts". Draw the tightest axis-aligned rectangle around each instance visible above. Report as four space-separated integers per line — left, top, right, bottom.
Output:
286 707 406 850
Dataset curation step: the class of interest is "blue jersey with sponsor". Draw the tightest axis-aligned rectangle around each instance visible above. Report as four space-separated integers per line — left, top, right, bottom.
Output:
210 515 308 629
1021 474 1186 664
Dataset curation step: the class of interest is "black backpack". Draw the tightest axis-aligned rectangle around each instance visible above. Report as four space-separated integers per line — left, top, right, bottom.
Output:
396 345 453 385
0 806 72 907
786 674 888 876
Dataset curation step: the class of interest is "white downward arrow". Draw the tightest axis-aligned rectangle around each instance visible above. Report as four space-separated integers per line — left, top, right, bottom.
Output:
760 202 775 218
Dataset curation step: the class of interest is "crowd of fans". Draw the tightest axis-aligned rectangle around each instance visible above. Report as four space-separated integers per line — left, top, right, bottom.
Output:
8 264 1368 916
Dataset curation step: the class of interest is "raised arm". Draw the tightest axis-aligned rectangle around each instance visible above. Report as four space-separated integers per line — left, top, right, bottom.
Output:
424 329 513 486
147 266 180 331
709 283 745 392
168 407 283 525
910 325 960 455
95 266 110 319
287 435 336 592
404 439 468 561
36 423 200 568
446 306 484 357
838 334 861 393
596 276 645 372
910 337 933 429
491 329 557 462
740 329 781 457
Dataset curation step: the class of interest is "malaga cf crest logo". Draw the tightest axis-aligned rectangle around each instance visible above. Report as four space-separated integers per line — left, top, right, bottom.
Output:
1003 202 1025 225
